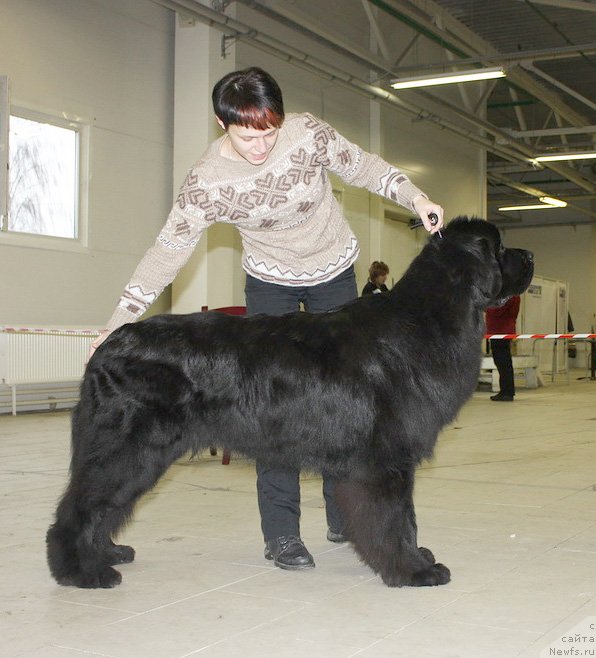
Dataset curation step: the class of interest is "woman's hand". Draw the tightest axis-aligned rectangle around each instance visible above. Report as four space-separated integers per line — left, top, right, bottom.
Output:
413 196 444 234
88 329 111 362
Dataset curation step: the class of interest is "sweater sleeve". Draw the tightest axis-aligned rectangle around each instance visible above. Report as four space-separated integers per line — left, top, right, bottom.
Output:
304 113 427 212
105 168 213 332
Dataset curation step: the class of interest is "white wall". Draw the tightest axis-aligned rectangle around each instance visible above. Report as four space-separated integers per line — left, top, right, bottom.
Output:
501 224 595 334
0 0 175 327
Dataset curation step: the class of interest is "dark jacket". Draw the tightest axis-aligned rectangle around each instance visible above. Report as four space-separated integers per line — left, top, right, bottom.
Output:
361 281 389 296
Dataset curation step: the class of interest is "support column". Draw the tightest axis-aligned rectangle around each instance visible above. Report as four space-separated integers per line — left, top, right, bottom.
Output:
171 17 239 313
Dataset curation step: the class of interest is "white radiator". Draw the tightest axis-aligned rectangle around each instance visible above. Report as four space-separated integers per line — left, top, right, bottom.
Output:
0 326 100 415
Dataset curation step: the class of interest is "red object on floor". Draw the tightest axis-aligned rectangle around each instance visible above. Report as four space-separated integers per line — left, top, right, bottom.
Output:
211 305 247 316
204 305 247 464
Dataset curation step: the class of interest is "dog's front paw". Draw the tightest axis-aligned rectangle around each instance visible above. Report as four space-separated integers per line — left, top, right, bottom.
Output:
410 562 450 587
380 561 450 588
108 544 135 565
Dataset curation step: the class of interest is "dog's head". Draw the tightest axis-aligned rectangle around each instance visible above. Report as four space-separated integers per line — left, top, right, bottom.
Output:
439 217 534 308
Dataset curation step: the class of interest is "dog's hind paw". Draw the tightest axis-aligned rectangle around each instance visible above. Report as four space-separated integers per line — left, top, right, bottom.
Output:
108 544 135 565
411 562 450 587
61 566 123 589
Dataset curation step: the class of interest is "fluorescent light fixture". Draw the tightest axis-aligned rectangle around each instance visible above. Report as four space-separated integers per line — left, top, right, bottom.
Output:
498 196 567 212
539 196 567 207
533 151 596 162
498 204 554 211
391 67 505 90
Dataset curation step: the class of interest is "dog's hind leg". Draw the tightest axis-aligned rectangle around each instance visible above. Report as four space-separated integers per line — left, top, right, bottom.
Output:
48 426 188 588
335 471 450 588
47 488 127 588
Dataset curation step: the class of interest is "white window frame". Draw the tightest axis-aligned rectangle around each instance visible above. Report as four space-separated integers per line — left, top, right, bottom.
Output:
0 76 8 233
0 78 89 253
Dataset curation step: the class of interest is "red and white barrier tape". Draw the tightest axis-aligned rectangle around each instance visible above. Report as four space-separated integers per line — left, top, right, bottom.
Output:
485 333 596 340
2 327 594 340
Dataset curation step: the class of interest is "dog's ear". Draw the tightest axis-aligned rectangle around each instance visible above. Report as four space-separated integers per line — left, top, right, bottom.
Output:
474 238 503 308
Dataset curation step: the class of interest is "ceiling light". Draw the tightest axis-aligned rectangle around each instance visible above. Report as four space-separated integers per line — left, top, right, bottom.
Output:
539 196 567 207
498 198 567 212
391 67 505 90
498 196 567 211
533 151 596 162
498 204 554 211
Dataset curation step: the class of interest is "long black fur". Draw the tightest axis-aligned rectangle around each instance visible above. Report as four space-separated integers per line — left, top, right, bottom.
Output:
47 217 533 588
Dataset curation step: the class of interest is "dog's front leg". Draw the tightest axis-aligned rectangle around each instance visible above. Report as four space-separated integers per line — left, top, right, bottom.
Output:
335 472 450 587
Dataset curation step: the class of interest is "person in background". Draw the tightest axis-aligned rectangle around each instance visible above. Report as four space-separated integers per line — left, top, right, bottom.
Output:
486 295 521 402
361 261 390 296
89 66 444 571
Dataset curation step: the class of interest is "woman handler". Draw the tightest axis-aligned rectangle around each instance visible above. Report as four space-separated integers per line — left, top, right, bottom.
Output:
91 67 444 571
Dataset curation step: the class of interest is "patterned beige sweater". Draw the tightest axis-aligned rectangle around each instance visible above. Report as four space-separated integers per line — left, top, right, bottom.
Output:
106 112 426 331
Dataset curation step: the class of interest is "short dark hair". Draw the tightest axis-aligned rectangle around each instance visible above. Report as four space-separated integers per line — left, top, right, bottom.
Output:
368 261 389 280
212 67 284 130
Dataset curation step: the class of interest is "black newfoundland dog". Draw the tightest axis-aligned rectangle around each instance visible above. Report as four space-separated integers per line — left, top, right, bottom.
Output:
47 217 533 589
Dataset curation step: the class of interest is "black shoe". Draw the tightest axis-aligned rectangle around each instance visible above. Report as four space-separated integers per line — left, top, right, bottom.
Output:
491 393 514 401
264 536 315 570
326 529 348 543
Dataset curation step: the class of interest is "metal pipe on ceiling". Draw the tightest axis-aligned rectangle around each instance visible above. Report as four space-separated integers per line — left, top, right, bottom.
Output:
378 0 590 128
386 42 596 74
505 126 596 139
150 0 594 204
150 0 533 166
492 218 596 228
233 0 394 77
511 0 596 14
232 0 593 193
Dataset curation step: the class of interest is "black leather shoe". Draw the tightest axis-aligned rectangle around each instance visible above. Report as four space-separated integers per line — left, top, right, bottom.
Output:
491 393 514 401
264 536 315 570
326 529 348 543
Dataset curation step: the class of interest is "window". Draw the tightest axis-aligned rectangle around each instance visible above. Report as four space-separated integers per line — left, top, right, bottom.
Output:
0 77 87 246
7 115 78 238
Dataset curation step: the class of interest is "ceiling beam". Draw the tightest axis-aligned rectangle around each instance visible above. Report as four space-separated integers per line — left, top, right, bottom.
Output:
487 172 549 198
503 125 596 139
151 0 530 164
377 0 591 127
416 89 594 192
153 0 594 201
521 63 596 114
511 0 596 12
391 42 596 74
491 219 596 229
234 0 394 75
360 0 392 61
487 172 596 222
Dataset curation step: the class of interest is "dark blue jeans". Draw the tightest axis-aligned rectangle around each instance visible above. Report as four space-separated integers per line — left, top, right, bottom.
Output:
244 266 358 542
